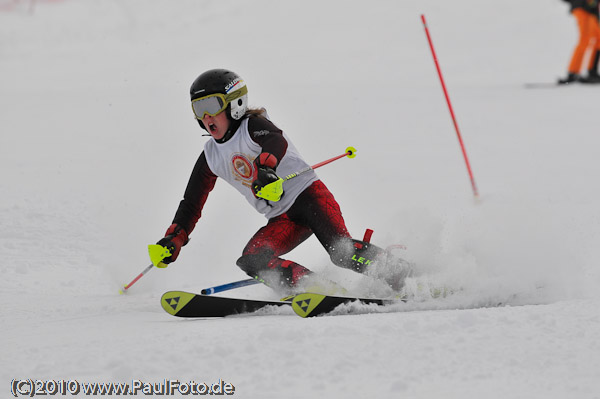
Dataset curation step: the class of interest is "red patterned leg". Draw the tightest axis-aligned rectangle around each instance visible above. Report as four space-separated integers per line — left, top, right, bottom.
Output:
266 259 311 286
287 180 353 257
237 213 313 287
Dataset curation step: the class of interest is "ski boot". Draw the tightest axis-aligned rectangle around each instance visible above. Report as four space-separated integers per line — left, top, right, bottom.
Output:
558 73 579 85
333 229 414 292
579 71 600 84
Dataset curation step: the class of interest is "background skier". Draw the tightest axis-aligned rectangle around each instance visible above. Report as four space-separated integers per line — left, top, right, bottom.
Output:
560 0 600 83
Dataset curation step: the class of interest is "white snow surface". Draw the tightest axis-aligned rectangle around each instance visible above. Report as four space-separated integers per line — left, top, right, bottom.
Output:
2 0 600 398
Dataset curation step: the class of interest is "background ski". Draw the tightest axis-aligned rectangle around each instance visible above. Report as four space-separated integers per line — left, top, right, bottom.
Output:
161 291 291 318
291 293 399 318
524 82 565 88
524 81 600 88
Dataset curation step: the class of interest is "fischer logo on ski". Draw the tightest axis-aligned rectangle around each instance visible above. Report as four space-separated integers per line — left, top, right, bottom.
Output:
161 292 196 316
164 296 180 311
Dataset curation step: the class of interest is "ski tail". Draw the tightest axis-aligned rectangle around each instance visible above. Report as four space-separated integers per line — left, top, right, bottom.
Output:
291 293 389 318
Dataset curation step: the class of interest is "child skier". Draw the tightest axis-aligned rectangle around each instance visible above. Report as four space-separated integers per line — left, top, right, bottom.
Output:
155 69 411 293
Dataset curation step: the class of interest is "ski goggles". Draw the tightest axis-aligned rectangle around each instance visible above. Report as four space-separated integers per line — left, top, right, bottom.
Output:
191 86 248 119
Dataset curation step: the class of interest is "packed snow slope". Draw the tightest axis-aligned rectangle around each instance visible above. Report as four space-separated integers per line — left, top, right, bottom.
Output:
1 0 599 398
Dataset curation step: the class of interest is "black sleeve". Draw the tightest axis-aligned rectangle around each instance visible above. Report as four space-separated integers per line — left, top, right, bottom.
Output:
172 151 218 235
247 115 288 165
567 0 594 12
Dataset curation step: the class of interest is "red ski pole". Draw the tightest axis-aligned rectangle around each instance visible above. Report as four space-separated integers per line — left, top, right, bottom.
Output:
421 14 479 199
119 245 172 294
255 147 357 201
310 147 357 169
119 263 154 294
283 146 357 181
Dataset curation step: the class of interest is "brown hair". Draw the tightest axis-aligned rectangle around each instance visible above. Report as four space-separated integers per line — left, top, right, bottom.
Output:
244 107 267 118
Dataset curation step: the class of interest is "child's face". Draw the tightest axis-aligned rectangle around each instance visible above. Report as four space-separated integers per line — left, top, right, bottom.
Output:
202 110 230 141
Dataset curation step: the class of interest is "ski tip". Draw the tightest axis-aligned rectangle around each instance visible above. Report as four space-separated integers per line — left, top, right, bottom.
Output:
161 291 196 316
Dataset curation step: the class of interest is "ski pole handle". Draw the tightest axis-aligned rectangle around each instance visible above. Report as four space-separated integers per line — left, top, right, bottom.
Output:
201 278 261 295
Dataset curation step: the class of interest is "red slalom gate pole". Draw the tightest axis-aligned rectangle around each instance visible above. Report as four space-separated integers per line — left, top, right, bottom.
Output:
420 14 479 199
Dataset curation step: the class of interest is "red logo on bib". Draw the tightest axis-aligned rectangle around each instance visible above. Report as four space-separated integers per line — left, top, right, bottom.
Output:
231 154 254 184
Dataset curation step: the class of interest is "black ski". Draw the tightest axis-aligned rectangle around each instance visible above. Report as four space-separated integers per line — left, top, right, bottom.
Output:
161 291 291 318
525 81 600 88
524 82 565 89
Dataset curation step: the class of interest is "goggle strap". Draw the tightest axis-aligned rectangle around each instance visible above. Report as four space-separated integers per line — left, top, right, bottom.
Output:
224 85 248 103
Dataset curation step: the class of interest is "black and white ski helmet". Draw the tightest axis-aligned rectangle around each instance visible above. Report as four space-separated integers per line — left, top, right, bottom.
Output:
190 69 248 120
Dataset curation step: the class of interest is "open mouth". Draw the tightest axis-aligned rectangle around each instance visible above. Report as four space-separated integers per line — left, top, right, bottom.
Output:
209 123 217 132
